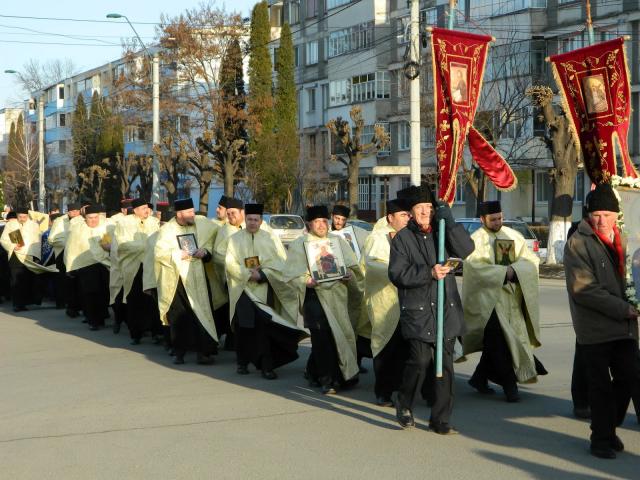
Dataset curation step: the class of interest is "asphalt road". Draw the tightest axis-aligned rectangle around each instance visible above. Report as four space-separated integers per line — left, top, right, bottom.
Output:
0 279 638 479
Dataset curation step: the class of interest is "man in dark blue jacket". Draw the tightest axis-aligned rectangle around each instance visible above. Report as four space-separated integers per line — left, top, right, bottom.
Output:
388 184 474 433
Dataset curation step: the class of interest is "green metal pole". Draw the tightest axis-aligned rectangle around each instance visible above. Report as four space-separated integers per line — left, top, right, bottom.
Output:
586 0 595 46
436 217 445 377
448 0 456 30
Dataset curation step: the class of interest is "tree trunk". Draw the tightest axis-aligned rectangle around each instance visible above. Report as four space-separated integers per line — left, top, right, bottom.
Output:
347 153 360 218
224 153 234 197
199 181 210 214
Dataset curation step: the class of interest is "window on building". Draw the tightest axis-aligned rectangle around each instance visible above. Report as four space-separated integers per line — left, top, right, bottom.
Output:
560 32 586 54
420 8 438 27
59 113 66 127
126 125 138 143
533 107 546 137
401 176 412 189
294 45 301 67
306 0 318 18
327 22 373 58
270 4 283 28
574 170 585 202
273 48 280 71
376 71 390 99
329 79 351 106
58 85 65 100
306 41 318 65
177 115 190 134
309 134 317 158
421 126 435 148
397 16 410 44
327 0 350 10
535 171 552 202
398 121 410 151
307 88 316 112
58 140 67 154
138 126 146 141
454 175 466 203
289 1 300 24
377 122 390 156
358 176 369 210
352 73 376 102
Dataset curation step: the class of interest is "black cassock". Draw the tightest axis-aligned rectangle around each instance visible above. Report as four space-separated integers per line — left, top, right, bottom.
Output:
75 263 110 327
233 285 303 372
8 255 40 309
125 265 161 341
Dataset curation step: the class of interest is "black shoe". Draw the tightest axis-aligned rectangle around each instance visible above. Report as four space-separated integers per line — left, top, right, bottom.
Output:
130 338 141 346
321 383 337 395
573 407 591 419
237 365 250 375
468 376 495 395
262 370 277 380
590 445 616 459
392 392 414 428
610 436 624 452
112 322 121 334
89 325 99 331
504 384 520 403
376 396 393 407
66 309 79 318
197 354 215 365
429 422 459 435
13 306 27 312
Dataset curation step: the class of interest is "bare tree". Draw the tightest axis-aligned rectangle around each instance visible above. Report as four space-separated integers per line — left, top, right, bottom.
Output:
14 58 78 93
5 115 38 208
527 85 579 264
326 106 390 217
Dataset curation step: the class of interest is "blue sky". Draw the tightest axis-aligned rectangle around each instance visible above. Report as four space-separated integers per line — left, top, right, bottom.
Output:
0 0 257 105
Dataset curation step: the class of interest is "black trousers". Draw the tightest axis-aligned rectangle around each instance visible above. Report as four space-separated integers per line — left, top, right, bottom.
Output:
125 266 158 340
111 287 125 327
472 311 518 388
397 338 455 425
582 339 640 447
9 256 37 308
374 325 408 398
571 340 590 409
76 264 109 327
168 280 217 357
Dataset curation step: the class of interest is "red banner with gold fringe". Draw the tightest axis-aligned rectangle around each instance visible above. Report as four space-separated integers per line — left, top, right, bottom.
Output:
431 28 517 203
549 37 638 183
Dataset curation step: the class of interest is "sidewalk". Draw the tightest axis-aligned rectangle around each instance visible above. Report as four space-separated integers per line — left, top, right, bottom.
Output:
539 263 565 280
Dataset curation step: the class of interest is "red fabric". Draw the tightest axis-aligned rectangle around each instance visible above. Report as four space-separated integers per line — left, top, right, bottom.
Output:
430 28 493 204
550 38 638 183
468 126 517 191
590 222 625 277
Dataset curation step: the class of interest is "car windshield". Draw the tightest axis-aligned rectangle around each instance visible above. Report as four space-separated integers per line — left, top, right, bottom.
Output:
504 222 536 239
269 216 305 230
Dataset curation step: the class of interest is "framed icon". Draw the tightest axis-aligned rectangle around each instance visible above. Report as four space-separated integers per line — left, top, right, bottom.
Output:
495 239 515 266
332 225 361 261
304 237 347 283
581 73 609 116
176 233 198 255
450 62 469 105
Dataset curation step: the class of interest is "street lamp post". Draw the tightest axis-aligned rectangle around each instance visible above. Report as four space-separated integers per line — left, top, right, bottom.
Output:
5 69 46 212
106 13 160 209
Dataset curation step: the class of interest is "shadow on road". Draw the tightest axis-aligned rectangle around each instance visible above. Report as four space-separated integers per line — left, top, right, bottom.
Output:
9 303 639 479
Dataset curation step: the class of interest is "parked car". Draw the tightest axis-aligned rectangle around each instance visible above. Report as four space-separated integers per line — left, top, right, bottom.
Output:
348 219 374 232
263 214 306 247
455 218 541 256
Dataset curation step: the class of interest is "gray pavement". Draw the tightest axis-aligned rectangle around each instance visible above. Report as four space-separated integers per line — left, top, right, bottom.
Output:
0 278 638 479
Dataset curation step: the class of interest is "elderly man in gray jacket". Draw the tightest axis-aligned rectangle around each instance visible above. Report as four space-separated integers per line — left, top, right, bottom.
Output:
564 182 640 459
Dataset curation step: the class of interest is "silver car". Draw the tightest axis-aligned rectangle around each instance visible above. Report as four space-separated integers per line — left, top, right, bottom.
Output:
263 214 306 247
455 218 541 256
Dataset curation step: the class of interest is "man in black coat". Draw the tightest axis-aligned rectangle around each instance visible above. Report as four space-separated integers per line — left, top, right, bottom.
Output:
388 184 474 433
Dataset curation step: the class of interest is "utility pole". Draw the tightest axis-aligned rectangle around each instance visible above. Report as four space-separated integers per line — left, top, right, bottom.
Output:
409 0 421 187
38 94 45 211
152 54 160 209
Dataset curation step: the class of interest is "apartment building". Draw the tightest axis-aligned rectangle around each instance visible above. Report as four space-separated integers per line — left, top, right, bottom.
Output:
268 0 640 221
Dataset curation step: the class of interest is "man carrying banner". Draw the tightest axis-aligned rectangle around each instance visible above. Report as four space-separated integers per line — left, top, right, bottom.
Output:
115 198 160 345
361 198 411 406
388 185 474 432
285 205 363 394
564 183 640 459
463 201 545 403
155 198 218 365
225 203 308 379
64 204 111 330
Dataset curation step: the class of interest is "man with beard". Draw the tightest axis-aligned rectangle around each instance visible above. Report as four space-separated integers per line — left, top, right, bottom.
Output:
115 198 160 345
463 201 545 403
360 198 411 406
213 195 229 226
48 202 82 316
284 205 363 394
155 198 218 365
64 204 110 330
388 184 474 433
225 203 308 379
1 207 55 311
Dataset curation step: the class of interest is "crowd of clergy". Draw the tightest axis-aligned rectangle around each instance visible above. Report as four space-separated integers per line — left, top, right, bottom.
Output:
0 181 638 459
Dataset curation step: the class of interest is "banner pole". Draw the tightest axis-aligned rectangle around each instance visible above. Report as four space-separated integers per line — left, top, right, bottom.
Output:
586 0 595 46
448 0 456 30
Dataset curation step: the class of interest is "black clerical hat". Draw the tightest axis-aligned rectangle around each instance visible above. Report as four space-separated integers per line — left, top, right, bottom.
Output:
85 204 105 214
161 210 174 222
396 184 434 208
15 206 29 215
245 203 264 215
157 201 169 212
218 195 229 208
120 198 132 207
226 198 244 210
174 198 194 211
332 204 350 218
6 212 17 220
131 198 147 209
67 202 81 211
386 198 411 214
477 201 502 216
306 205 329 222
